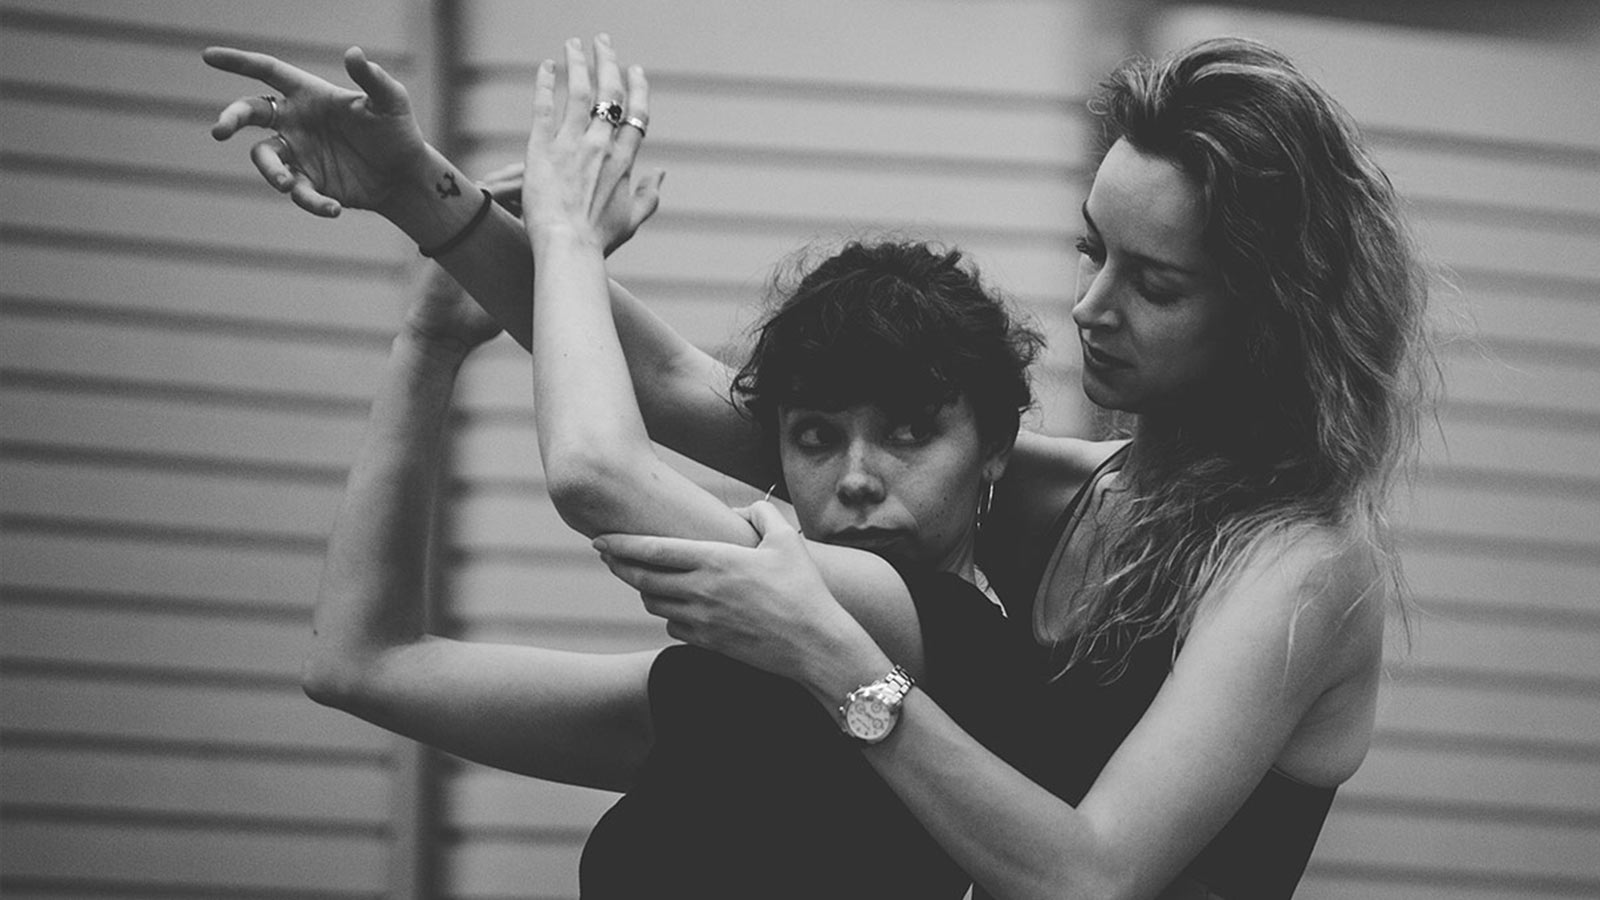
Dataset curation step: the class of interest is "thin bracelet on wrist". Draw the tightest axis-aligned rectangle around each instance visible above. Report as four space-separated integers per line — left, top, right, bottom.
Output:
418 187 493 258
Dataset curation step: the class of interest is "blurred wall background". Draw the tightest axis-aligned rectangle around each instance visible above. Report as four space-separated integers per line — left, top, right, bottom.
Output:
2 1 1597 898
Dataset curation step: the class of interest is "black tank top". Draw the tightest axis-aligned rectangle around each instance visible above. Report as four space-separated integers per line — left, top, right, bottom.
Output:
578 566 1044 899
984 446 1337 899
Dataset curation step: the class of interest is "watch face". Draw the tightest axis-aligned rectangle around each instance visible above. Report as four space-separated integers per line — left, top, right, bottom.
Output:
845 691 894 742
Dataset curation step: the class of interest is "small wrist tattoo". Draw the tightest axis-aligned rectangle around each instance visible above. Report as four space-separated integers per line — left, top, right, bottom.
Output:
434 172 462 199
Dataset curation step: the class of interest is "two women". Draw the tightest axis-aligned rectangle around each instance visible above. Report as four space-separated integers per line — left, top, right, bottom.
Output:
288 36 1046 898
209 30 1433 899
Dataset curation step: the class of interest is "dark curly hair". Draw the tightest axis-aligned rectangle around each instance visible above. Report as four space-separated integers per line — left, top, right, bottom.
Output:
732 240 1043 463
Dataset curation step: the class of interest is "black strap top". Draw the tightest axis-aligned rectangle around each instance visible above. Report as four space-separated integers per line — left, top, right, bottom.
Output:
986 444 1336 899
579 567 1043 899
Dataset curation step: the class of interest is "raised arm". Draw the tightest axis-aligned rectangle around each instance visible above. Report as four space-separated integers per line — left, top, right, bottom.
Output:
301 267 655 791
518 36 928 669
204 45 776 488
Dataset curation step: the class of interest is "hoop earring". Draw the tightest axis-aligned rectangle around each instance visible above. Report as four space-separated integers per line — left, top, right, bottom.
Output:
976 480 995 531
762 483 779 503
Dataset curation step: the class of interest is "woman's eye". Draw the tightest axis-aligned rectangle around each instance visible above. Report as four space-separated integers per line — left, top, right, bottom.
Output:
1136 281 1183 306
887 421 935 445
791 422 836 449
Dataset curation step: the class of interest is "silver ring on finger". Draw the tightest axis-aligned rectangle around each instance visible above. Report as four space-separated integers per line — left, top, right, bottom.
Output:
271 131 294 160
620 115 648 138
261 94 282 130
590 99 624 127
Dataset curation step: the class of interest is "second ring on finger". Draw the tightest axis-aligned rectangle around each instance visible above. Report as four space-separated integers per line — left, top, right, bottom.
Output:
590 99 624 128
620 115 648 138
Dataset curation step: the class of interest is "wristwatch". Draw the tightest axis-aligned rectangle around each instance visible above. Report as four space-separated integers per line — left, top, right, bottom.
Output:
839 665 915 744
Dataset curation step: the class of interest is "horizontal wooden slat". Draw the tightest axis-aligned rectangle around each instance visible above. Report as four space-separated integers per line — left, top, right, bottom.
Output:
2 745 390 824
2 604 308 680
2 820 386 893
1443 351 1600 419
1402 480 1600 550
1 169 403 264
444 766 618 830
2 242 402 332
1418 215 1600 286
1153 9 1600 150
1455 282 1600 354
1342 743 1600 816
0 0 413 56
1402 614 1600 683
1377 678 1600 746
2 672 384 752
1311 805 1600 884
1 458 343 541
0 24 360 105
0 314 387 403
462 79 1090 168
1424 414 1600 484
1 530 322 609
462 0 1091 96
1375 137 1600 221
1 93 262 183
2 387 365 471
1403 546 1598 619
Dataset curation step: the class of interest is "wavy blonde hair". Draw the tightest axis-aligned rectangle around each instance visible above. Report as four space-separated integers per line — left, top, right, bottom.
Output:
1054 38 1438 679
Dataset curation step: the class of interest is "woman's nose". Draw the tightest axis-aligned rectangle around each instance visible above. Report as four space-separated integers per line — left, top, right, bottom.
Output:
836 445 886 507
1070 262 1120 332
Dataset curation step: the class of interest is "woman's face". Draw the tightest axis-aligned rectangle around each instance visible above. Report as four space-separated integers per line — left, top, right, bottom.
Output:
1072 138 1236 413
778 398 1001 574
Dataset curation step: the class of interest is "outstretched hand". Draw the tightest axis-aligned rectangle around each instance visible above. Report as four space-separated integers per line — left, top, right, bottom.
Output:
204 45 431 218
522 35 664 254
595 502 864 684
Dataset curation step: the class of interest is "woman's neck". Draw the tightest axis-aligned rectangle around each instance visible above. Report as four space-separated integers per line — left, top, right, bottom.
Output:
929 527 980 585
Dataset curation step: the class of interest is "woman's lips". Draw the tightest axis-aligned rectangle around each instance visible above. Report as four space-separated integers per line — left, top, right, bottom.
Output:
1081 340 1132 370
829 528 907 551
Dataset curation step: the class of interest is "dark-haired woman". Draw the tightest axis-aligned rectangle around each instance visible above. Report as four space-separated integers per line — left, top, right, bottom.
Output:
295 37 1047 899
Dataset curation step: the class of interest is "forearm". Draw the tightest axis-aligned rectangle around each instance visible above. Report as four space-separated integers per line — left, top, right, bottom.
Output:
866 697 1121 899
529 224 758 544
305 334 464 702
374 145 538 349
798 635 1121 900
530 227 653 516
376 148 773 489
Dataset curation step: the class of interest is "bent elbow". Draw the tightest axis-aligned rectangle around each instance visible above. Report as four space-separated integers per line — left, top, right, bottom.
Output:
301 645 359 710
300 622 383 713
542 446 647 538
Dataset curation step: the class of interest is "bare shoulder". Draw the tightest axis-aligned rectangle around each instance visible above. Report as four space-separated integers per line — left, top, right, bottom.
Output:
1177 523 1387 783
1194 522 1387 688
